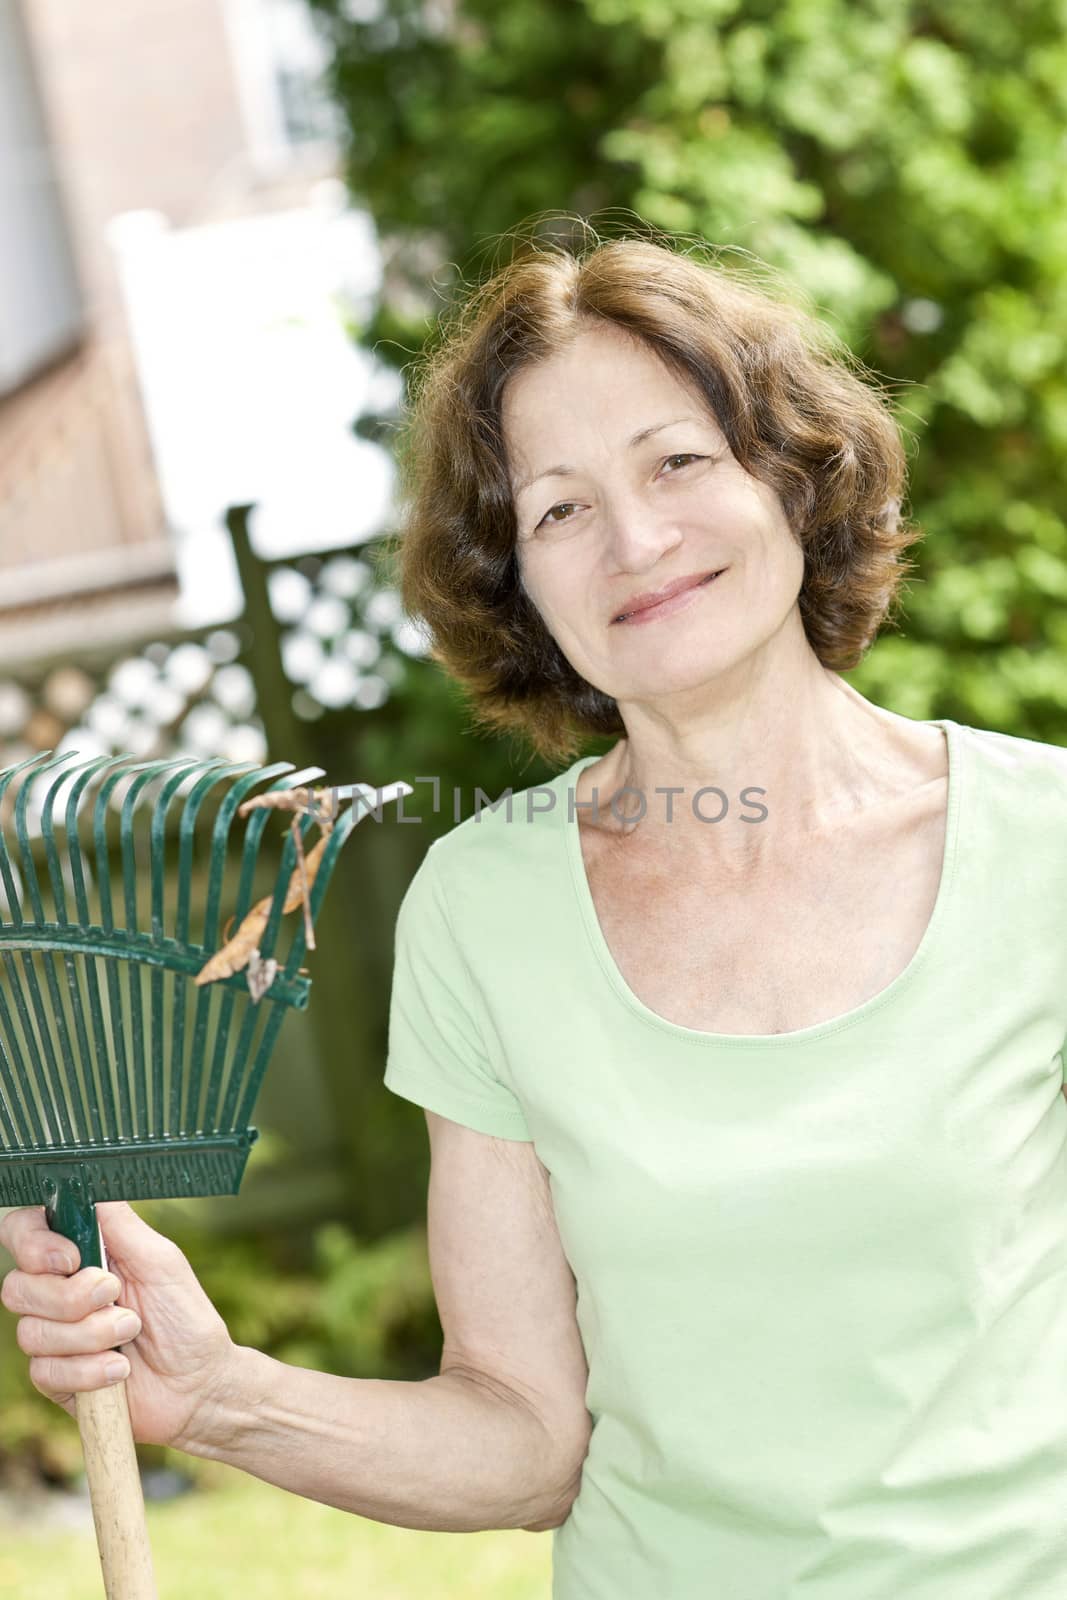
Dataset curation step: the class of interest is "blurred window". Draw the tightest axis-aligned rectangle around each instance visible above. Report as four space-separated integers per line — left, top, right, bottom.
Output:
221 0 341 173
0 0 84 396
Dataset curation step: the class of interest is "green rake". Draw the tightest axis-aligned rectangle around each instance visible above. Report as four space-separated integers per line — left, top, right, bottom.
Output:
0 746 411 1599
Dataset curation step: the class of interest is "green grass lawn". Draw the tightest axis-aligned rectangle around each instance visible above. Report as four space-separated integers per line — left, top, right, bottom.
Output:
0 1462 554 1598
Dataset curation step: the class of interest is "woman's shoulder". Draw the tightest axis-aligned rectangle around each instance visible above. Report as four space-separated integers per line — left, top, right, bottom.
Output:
420 764 573 895
958 722 1067 855
961 720 1067 788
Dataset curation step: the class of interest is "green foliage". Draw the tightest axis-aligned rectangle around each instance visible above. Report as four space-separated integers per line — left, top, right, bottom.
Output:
305 0 1067 742
138 1201 443 1382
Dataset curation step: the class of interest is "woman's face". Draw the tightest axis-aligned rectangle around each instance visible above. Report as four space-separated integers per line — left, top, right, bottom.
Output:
504 320 806 707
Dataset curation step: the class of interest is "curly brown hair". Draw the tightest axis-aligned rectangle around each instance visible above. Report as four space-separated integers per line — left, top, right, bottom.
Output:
382 220 922 768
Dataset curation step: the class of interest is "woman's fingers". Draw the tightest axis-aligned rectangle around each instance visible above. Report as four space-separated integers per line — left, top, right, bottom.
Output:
28 1350 131 1401
0 1206 80 1274
1 1202 182 1292
16 1302 141 1358
1 1265 120 1321
0 1203 175 1420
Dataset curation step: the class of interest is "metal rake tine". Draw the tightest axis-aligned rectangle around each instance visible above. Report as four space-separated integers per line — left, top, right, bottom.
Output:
194 763 331 1125
90 757 175 935
118 761 205 1138
0 992 42 1149
0 744 68 822
88 757 186 1141
260 776 411 981
63 754 148 924
41 754 129 928
229 798 368 1133
0 747 60 781
30 755 136 1145
175 760 260 947
202 761 307 953
34 757 126 1146
180 760 299 1135
219 780 347 1130
185 792 282 1134
0 1006 28 1149
0 745 74 909
148 761 209 939
0 752 83 1150
176 761 288 1134
275 791 365 981
146 761 214 1138
0 763 41 928
221 762 334 941
60 755 155 1148
276 766 328 788
118 759 201 936
4 753 89 1148
128 758 248 1138
140 752 247 1139
0 903 47 1149
222 804 319 1130
227 778 401 1131
10 749 84 927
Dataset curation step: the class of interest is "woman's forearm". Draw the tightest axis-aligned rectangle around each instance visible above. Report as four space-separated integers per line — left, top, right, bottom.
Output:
181 1344 580 1533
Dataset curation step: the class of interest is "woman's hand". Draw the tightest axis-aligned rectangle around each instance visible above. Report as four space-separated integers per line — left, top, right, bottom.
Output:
0 1200 239 1453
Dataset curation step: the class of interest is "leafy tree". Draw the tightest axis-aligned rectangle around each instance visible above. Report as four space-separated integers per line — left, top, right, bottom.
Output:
308 0 1067 739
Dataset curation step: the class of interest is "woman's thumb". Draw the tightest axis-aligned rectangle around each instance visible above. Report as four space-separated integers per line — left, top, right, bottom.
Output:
94 1199 179 1274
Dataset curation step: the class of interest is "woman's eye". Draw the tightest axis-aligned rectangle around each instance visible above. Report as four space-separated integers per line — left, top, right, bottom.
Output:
537 502 578 529
532 455 705 532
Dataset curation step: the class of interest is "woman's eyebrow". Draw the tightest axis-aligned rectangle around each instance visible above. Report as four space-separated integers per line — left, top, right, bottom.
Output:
513 416 706 497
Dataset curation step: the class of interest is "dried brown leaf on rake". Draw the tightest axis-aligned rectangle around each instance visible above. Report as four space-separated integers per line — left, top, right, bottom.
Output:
237 785 339 826
194 785 337 992
194 900 272 986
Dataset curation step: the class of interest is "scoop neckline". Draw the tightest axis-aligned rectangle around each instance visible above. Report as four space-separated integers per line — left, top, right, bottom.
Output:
556 718 964 1048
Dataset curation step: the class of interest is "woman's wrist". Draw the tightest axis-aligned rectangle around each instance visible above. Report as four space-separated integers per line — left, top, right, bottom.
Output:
176 1341 274 1461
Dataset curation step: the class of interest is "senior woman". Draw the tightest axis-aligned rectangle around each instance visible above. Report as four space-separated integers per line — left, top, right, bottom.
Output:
4 229 1067 1599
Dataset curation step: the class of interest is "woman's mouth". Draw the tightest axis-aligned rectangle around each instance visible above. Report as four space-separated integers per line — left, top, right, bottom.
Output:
611 568 726 626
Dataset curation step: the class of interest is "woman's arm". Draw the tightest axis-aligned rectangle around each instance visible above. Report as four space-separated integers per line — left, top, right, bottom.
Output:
183 1348 576 1532
1 1117 591 1535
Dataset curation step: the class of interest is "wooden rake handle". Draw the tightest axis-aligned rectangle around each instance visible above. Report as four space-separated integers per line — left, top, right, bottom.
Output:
43 1191 157 1594
76 1378 158 1599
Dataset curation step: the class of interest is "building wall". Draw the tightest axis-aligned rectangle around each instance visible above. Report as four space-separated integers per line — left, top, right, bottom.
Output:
0 0 83 393
20 0 250 329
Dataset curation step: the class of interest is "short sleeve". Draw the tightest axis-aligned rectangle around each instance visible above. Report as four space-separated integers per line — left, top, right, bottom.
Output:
384 842 533 1141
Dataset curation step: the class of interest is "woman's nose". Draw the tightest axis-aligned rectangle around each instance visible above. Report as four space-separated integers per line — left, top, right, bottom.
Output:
602 494 685 568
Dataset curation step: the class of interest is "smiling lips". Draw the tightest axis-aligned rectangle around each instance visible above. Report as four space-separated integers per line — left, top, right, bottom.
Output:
611 568 726 625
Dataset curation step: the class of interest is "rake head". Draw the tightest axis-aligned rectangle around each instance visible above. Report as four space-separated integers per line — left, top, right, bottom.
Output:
0 747 407 1264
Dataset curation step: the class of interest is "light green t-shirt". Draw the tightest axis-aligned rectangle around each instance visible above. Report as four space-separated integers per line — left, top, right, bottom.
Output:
384 717 1067 1598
